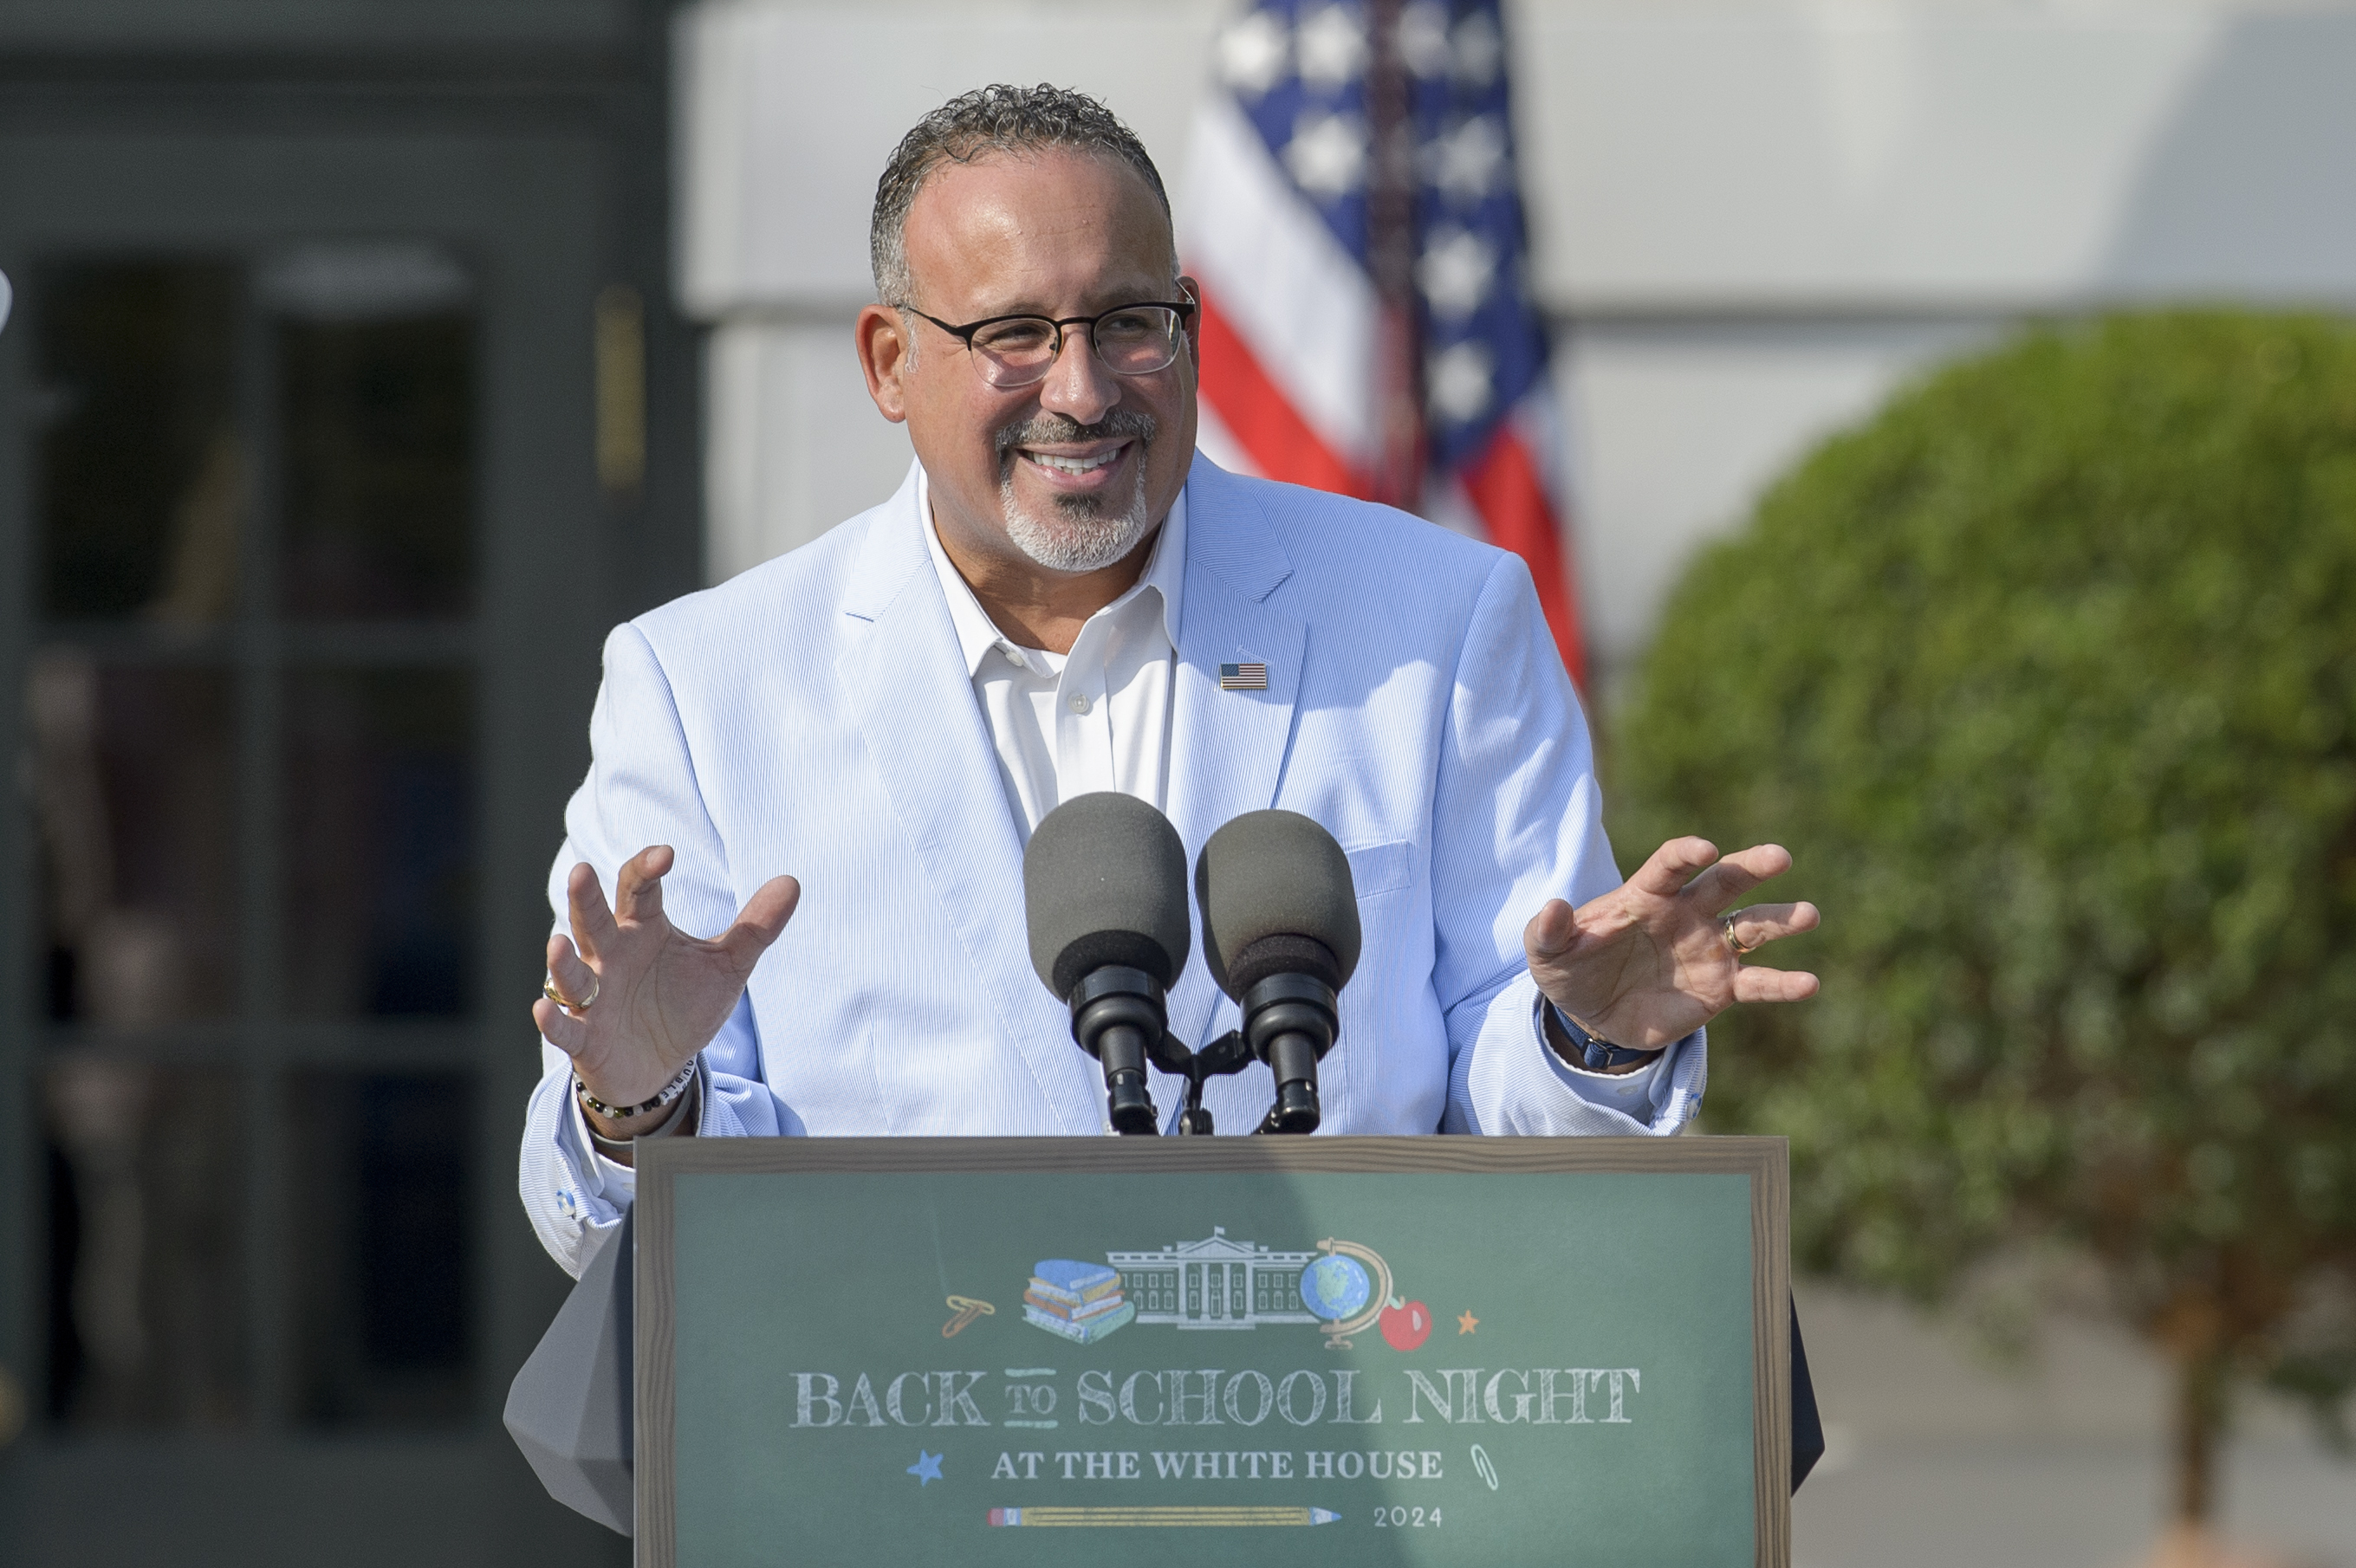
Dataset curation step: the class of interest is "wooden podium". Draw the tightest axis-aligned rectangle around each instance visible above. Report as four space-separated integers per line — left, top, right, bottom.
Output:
587 1136 1796 1568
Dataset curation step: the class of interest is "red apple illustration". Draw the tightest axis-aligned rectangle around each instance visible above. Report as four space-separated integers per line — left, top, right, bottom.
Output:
1379 1297 1432 1351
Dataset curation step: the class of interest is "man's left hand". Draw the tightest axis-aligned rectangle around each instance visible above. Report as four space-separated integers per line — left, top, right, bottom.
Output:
1524 837 1820 1055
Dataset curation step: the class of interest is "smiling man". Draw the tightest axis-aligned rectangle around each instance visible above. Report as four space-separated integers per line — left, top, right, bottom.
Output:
518 86 1819 1280
868 139 1194 658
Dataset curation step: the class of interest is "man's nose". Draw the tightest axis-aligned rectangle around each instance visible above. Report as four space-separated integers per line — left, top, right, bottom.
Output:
1036 325 1120 424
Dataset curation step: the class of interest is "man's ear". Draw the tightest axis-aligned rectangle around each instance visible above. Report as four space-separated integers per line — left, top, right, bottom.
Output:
1178 275 1203 372
854 303 912 424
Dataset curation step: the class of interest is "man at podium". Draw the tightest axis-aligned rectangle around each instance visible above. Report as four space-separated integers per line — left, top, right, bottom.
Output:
518 85 1817 1280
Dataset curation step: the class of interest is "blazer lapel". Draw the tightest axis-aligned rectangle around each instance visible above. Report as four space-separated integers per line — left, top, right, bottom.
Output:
834 467 1101 1134
1163 457 1307 1059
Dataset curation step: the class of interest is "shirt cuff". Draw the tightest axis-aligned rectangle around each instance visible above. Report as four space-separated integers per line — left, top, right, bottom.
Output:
567 1081 639 1202
1530 994 1670 1120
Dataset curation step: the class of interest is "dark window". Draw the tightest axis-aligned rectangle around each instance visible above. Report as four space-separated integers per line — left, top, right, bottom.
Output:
33 658 240 1024
42 1063 247 1428
284 1072 474 1425
273 252 475 620
36 262 241 623
282 668 476 1018
30 252 482 1434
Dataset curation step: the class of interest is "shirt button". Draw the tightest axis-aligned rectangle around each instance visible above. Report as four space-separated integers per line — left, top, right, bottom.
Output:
1003 648 1025 667
1068 693 1091 714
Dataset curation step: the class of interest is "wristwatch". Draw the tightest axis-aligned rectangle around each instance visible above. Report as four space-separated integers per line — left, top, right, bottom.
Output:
1548 1003 1662 1071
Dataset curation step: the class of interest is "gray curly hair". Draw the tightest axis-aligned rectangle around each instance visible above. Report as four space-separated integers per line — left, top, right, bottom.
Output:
869 83 1175 308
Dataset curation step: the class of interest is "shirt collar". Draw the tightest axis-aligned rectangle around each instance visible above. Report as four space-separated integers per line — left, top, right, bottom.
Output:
918 463 1186 677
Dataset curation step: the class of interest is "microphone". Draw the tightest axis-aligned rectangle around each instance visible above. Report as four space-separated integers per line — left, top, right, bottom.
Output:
1023 793 1191 1135
1194 810 1360 1133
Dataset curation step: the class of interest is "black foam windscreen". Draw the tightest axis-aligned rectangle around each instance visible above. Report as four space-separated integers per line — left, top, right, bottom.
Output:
1023 792 1191 998
1195 810 1362 1000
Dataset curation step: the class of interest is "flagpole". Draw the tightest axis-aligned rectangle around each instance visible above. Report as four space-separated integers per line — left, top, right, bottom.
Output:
1365 0 1424 514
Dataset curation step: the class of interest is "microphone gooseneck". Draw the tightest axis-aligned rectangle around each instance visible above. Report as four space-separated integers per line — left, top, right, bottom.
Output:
1194 810 1360 1133
1023 793 1192 1134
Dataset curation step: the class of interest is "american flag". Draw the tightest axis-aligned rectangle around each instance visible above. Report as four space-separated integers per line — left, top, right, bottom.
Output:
1219 661 1270 690
1181 0 1586 689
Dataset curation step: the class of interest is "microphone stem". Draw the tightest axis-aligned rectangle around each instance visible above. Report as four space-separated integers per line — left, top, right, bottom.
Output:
1098 1023 1158 1135
1263 1029 1322 1134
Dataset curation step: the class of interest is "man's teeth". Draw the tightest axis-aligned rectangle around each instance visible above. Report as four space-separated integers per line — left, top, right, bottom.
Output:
1026 449 1120 476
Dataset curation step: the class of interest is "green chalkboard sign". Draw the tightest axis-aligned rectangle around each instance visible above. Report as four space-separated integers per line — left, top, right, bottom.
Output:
635 1137 1789 1568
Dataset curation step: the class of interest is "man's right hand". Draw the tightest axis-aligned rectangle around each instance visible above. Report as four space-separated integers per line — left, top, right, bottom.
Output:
532 846 801 1139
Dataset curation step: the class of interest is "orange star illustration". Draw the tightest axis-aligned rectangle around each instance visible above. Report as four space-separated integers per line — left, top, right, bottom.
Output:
1457 1309 1479 1335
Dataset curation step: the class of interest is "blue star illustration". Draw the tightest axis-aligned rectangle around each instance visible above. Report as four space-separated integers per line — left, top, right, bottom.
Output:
906 1450 944 1486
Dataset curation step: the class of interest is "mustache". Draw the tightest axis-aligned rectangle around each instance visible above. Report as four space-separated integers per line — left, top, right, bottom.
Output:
994 408 1159 460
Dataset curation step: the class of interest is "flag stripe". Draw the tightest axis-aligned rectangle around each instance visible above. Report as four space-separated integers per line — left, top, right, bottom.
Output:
1191 396 1261 479
1181 94 1380 468
1461 420 1585 690
1196 286 1371 501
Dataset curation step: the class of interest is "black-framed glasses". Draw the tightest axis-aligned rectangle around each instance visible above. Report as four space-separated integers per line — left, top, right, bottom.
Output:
899 297 1197 388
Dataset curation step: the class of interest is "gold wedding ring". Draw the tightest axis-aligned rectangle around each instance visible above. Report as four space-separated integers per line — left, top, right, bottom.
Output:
543 974 599 1012
1722 914 1759 957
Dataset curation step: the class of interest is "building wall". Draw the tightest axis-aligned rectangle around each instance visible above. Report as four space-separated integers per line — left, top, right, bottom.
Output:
676 0 2356 688
0 0 636 52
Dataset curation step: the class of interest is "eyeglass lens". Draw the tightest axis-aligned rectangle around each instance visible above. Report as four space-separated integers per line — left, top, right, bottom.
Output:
968 307 1183 387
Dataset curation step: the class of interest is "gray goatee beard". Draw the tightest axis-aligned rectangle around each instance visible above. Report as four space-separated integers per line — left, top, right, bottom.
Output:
995 410 1159 573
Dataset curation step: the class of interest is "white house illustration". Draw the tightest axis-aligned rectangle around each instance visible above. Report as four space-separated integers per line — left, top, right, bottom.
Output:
1104 1228 1322 1329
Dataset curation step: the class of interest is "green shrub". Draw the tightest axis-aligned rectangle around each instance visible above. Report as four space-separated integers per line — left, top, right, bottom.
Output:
1609 311 2356 1525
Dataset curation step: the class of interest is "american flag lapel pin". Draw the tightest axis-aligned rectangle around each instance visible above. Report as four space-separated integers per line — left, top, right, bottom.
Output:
1219 661 1269 691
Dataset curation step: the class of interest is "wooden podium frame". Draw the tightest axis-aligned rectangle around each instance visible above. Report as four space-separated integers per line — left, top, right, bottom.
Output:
633 1135 1791 1568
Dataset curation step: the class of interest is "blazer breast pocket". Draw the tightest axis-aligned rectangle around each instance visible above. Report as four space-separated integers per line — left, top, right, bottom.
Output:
1343 839 1413 900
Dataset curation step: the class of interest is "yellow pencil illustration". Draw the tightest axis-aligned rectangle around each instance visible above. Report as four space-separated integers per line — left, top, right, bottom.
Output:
987 1506 1340 1527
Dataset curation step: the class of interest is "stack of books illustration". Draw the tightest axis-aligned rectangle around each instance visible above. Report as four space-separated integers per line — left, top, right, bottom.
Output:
1022 1260 1134 1344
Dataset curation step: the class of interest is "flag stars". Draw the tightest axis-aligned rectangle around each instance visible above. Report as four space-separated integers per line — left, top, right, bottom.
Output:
1418 226 1498 321
1218 10 1289 97
1296 3 1370 89
1427 341 1496 425
1427 116 1509 203
1451 10 1505 89
1400 0 1503 86
1398 0 1454 77
1287 111 1371 198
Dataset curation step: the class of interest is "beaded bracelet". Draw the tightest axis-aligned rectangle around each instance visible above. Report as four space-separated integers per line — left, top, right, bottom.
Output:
576 1057 698 1121
581 1062 699 1155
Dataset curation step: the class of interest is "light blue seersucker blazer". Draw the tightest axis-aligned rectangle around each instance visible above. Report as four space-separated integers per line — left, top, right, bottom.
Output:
522 454 1706 1276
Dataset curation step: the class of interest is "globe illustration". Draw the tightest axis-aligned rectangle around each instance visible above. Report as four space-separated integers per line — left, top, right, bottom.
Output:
1297 1255 1372 1322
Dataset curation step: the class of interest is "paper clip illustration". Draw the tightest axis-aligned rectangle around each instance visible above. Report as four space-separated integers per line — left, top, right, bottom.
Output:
942 1296 996 1338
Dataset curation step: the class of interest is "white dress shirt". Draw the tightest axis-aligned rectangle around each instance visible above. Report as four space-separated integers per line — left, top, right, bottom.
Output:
923 468 1185 837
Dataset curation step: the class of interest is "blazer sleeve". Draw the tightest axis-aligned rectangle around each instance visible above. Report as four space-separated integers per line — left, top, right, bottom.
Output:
1426 551 1709 1137
516 622 792 1279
